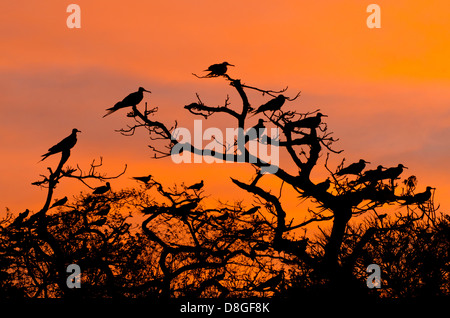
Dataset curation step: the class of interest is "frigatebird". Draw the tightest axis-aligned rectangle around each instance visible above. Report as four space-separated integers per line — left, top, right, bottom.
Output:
50 196 68 209
187 180 204 191
336 159 370 176
242 206 260 216
132 174 152 184
356 165 385 184
93 182 111 195
401 186 435 205
40 129 81 162
287 112 327 129
204 62 234 77
10 209 29 227
380 164 407 181
103 87 151 117
253 95 286 114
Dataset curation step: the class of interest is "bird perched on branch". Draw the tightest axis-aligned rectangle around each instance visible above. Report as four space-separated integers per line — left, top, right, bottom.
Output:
336 159 370 176
10 209 29 227
380 164 407 181
132 174 152 184
187 180 204 191
253 95 286 114
50 196 68 209
355 165 385 184
40 129 81 162
401 186 435 205
204 62 234 77
103 87 151 117
241 206 260 216
287 112 327 129
93 182 111 195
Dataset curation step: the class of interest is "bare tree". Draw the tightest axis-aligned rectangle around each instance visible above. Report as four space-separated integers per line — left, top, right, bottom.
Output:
114 66 441 296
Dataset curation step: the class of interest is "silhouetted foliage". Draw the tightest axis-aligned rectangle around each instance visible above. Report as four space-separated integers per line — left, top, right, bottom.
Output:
1 65 448 301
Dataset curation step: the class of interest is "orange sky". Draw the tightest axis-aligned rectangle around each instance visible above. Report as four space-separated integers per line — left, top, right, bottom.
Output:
1 1 449 218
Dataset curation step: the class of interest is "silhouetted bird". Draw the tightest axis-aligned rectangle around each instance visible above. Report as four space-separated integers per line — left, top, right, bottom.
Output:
204 62 234 77
253 95 286 114
40 129 81 161
10 209 29 227
253 272 283 291
50 196 68 209
378 213 387 221
245 119 265 141
288 112 328 129
187 180 204 191
315 178 331 192
242 206 260 216
380 164 407 181
336 159 370 176
356 165 385 184
132 174 152 184
93 182 111 194
95 204 111 216
401 186 434 205
103 87 151 117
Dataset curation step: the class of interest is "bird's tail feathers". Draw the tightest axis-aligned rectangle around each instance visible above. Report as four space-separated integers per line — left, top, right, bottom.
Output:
38 153 50 163
102 109 115 118
103 102 123 118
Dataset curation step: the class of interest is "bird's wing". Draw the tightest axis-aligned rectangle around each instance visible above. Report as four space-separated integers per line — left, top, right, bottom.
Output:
46 134 74 153
121 91 141 106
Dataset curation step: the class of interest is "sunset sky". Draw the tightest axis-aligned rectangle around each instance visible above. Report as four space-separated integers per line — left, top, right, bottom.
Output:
1 1 449 218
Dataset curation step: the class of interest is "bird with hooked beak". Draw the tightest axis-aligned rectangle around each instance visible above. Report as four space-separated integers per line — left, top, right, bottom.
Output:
401 186 435 205
253 95 286 114
355 165 386 184
187 180 204 191
204 62 234 77
337 159 370 176
103 87 151 117
93 182 111 195
287 112 327 129
40 128 81 162
380 164 407 181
